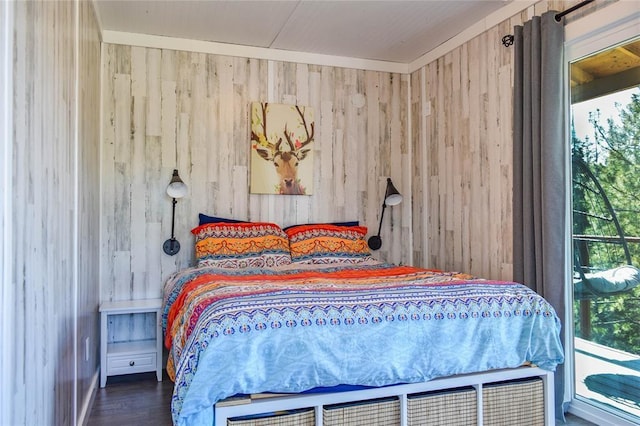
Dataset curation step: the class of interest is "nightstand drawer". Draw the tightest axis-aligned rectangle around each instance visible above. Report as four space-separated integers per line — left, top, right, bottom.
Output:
107 352 157 375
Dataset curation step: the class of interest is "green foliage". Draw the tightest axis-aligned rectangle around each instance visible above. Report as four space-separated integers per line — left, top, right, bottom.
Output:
572 89 640 354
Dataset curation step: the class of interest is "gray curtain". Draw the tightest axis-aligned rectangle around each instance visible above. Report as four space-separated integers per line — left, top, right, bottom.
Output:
512 11 568 420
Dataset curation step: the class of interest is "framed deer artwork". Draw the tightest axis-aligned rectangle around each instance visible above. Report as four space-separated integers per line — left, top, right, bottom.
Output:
250 102 314 195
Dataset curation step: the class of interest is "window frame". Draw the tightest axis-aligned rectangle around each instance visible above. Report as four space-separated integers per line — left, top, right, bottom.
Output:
564 2 640 425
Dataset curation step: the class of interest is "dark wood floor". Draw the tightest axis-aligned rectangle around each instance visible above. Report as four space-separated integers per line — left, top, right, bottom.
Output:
87 371 174 425
87 371 596 425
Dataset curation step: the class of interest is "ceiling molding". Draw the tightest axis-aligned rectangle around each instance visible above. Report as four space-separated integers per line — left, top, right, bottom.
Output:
101 30 409 74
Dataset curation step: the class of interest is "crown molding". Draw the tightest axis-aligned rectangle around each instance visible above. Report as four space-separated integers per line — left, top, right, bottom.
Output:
102 30 409 74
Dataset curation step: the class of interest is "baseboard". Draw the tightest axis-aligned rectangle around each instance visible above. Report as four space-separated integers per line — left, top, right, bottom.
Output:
77 368 99 426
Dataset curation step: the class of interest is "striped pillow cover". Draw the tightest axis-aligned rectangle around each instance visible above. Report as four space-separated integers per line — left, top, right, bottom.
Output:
192 222 291 268
285 224 373 264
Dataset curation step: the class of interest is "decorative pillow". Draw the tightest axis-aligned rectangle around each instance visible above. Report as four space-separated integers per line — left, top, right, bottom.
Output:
198 213 247 226
283 221 359 231
192 222 291 268
285 224 373 264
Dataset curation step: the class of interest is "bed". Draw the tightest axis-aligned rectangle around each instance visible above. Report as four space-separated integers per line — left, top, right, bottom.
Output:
162 221 564 426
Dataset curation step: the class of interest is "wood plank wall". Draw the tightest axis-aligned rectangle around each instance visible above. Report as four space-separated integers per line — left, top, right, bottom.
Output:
410 0 613 280
77 0 102 421
3 1 101 425
100 47 411 321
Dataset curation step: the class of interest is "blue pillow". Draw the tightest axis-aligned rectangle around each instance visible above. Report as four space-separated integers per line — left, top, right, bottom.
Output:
198 213 247 226
282 221 359 231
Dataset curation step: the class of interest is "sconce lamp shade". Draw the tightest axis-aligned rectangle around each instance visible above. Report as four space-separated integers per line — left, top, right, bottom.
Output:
384 179 402 206
368 178 402 251
166 169 188 199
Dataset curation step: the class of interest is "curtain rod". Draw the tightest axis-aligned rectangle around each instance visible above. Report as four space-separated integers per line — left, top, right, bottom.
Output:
501 0 595 47
554 0 595 22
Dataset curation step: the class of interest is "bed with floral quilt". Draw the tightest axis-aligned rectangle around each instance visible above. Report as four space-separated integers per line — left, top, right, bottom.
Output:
162 220 564 426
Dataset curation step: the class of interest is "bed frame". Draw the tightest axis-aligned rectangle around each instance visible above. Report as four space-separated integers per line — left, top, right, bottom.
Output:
214 366 555 426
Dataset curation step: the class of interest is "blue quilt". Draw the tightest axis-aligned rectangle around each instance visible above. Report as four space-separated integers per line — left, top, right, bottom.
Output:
162 263 564 425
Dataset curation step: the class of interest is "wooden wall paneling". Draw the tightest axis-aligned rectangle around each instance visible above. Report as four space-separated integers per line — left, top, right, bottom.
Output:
410 0 606 280
349 68 361 225
458 42 472 278
131 47 148 299
146 49 162 138
101 44 117 302
271 61 293 226
365 71 381 256
486 24 506 281
113 69 132 296
216 55 235 221
424 60 435 268
426 61 437 269
467 34 485 277
409 69 423 265
399 74 412 265
174 54 196 272
307 67 323 218
484 26 500 280
448 48 461 274
335 68 351 223
422 66 431 268
8 0 94 423
499 17 517 280
159 49 179 285
160 51 177 170
444 51 456 272
319 96 335 222
0 1 12 424
330 67 347 221
145 50 163 235
387 73 402 262
389 73 406 264
295 63 313 226
131 46 152 336
344 73 355 219
477 30 491 278
101 45 410 344
189 53 208 227
230 59 249 221
242 58 267 222
435 57 447 270
77 0 102 420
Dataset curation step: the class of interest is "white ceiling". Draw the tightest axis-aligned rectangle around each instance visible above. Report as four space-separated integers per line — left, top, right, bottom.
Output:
95 0 515 64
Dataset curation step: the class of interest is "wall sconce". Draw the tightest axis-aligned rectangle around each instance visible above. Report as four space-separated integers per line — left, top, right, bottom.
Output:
163 169 188 256
368 178 403 251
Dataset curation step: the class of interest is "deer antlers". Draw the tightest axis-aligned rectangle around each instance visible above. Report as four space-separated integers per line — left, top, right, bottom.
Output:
251 103 279 159
252 103 314 159
283 105 315 153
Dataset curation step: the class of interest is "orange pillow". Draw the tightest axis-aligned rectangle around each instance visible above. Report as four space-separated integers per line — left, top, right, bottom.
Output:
285 224 373 264
192 222 291 268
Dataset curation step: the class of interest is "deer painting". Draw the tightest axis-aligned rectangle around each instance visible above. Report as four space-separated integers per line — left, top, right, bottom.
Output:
250 103 315 195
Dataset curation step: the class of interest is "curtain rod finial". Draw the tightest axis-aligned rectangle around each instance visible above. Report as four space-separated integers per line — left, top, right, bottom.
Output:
502 34 514 47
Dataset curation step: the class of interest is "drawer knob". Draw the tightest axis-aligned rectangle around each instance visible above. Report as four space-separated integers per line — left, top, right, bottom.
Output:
129 361 135 366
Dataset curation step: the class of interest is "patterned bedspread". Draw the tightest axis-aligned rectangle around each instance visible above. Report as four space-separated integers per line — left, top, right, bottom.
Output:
162 262 564 426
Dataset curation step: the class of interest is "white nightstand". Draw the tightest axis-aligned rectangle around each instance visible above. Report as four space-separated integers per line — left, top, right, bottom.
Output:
99 298 163 387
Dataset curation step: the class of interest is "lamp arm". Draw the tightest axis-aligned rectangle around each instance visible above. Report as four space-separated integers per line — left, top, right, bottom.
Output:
376 202 387 237
170 197 177 239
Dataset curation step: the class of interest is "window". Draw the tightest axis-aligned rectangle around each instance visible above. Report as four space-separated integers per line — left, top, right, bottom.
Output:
566 3 640 424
